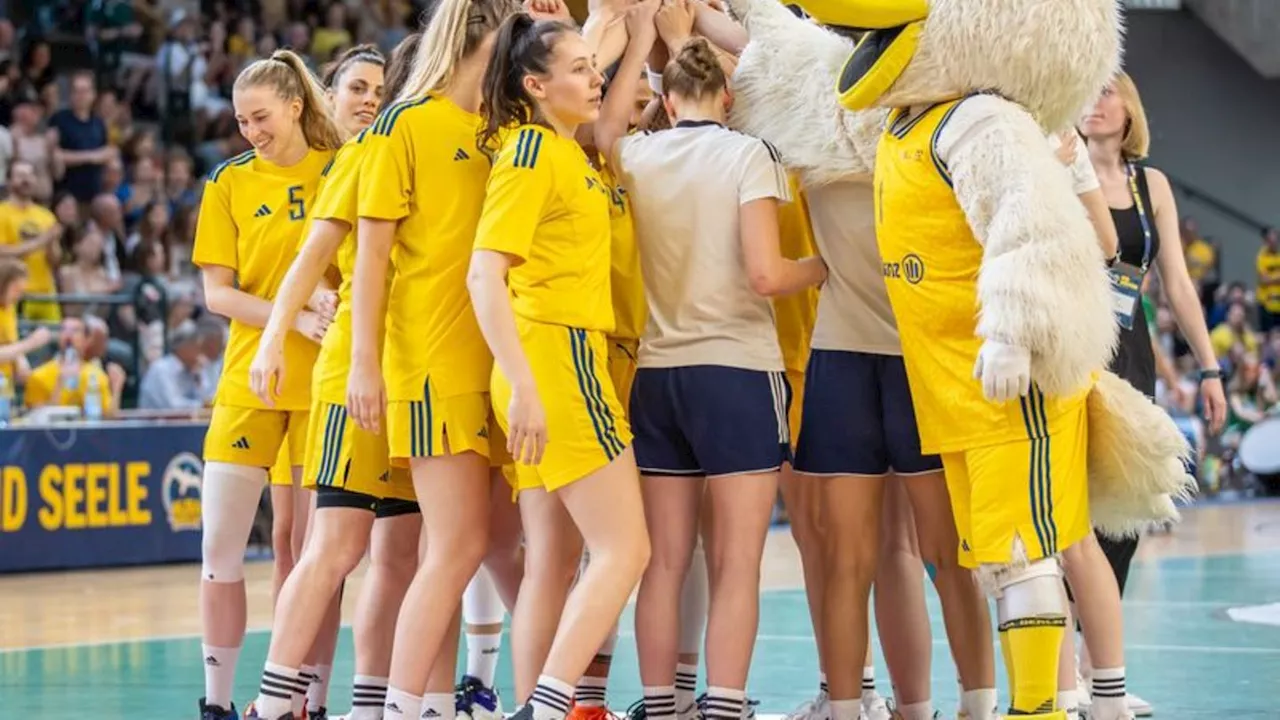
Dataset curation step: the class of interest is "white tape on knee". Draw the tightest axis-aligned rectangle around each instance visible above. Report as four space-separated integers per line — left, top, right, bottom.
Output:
678 542 709 655
995 557 1065 622
201 462 267 583
463 565 507 626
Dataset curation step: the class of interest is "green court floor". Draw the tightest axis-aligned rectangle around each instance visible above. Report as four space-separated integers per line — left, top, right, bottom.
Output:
4 550 1280 718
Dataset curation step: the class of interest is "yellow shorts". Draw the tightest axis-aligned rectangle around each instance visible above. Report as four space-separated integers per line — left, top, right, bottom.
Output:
304 401 415 501
204 405 309 472
488 413 512 469
494 323 632 494
607 337 639 419
941 400 1091 569
387 383 491 461
268 442 294 487
786 368 804 449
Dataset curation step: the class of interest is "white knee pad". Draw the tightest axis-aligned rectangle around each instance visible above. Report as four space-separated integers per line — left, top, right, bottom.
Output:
995 556 1065 623
201 462 268 583
678 541 709 655
463 565 507 626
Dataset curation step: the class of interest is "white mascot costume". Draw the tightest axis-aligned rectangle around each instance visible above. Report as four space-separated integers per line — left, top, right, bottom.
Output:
725 0 1194 717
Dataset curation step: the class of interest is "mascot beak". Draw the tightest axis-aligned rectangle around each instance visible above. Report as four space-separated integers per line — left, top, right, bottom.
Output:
791 0 928 111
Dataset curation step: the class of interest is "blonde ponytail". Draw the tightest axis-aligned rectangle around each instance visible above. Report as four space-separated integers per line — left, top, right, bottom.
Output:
235 49 346 150
395 0 521 104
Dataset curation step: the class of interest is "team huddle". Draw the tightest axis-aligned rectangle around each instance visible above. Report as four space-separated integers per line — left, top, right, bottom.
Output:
191 1 1192 720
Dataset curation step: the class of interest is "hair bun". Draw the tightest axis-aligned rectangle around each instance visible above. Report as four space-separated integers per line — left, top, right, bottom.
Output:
675 38 718 82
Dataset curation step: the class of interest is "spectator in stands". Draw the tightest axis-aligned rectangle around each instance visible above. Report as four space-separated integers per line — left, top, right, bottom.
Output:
138 320 206 409
0 121 11 197
48 71 115 204
118 155 164 230
94 88 131 149
23 314 114 412
17 40 54 106
51 191 80 252
164 149 198 214
1222 351 1278 452
0 20 14 65
196 314 226 404
88 192 127 279
311 3 353 61
0 159 63 321
59 223 121 317
85 0 147 81
0 259 53 388
1210 301 1259 369
83 314 127 408
155 9 235 146
1256 227 1280 333
1180 217 1218 309
10 101 55 203
1208 281 1248 330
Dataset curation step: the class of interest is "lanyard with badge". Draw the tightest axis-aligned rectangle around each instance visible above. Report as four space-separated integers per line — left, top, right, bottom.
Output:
1109 163 1152 330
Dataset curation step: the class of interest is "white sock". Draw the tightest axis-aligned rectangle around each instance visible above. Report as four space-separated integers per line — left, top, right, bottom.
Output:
530 675 575 720
257 662 306 719
860 666 876 705
678 543 709 656
1091 667 1127 720
307 664 332 711
422 692 456 720
465 632 502 688
703 686 745 720
350 675 388 720
819 672 828 696
202 644 241 709
961 688 998 720
644 685 678 720
575 675 609 709
829 699 860 720
675 663 698 712
1059 690 1079 718
896 702 934 720
384 687 423 719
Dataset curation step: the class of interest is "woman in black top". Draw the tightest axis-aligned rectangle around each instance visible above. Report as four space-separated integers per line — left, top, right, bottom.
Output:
1076 71 1226 718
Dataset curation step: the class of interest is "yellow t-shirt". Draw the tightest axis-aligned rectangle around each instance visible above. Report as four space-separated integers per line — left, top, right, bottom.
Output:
474 125 615 332
1183 238 1215 284
359 95 494 401
773 175 819 374
875 101 1086 455
1210 323 1258 359
0 200 57 296
0 304 17 386
308 135 371 404
1257 247 1280 313
600 159 645 342
192 147 334 410
24 358 112 411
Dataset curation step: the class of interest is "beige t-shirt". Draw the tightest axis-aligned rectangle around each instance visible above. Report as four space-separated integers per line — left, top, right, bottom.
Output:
806 180 901 355
616 122 792 371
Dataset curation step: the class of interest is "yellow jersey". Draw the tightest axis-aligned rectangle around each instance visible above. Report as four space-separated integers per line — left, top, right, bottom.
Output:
1257 247 1280 313
474 125 615 332
193 147 334 410
24 358 112 410
773 174 818 374
308 135 372 404
600 158 645 342
875 100 1085 455
1183 237 1215 284
0 201 57 296
0 303 16 386
359 95 494 401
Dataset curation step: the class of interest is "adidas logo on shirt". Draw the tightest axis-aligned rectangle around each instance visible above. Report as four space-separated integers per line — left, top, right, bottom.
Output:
232 437 251 450
454 148 470 161
253 204 272 217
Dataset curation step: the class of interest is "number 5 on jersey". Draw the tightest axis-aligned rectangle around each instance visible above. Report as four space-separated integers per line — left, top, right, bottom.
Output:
288 185 305 221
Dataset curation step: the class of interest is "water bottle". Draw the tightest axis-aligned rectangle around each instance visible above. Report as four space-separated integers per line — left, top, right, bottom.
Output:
84 371 103 421
0 374 12 428
63 347 81 393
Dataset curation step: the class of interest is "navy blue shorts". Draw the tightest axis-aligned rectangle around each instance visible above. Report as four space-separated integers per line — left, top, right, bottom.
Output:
793 350 942 476
631 365 792 477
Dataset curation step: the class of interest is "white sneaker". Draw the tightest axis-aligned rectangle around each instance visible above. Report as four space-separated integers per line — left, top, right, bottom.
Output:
859 691 891 720
1125 693 1152 717
785 692 830 720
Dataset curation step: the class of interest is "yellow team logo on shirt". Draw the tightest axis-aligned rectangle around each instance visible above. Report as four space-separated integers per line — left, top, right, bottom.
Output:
882 253 926 285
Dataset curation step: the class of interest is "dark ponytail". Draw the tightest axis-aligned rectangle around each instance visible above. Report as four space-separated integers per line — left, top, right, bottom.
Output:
321 43 385 88
478 13 576 156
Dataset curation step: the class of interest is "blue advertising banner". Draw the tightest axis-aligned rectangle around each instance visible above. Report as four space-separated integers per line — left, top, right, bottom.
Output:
0 422 206 573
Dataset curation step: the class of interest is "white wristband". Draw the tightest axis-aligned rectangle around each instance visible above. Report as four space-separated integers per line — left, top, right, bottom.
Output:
647 68 664 94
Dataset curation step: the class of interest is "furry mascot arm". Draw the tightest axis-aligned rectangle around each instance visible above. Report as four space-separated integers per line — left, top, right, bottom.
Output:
724 0 885 186
935 94 1118 397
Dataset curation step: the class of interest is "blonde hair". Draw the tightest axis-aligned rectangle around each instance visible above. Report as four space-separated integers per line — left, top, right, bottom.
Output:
1112 71 1150 161
235 50 345 150
396 0 521 104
